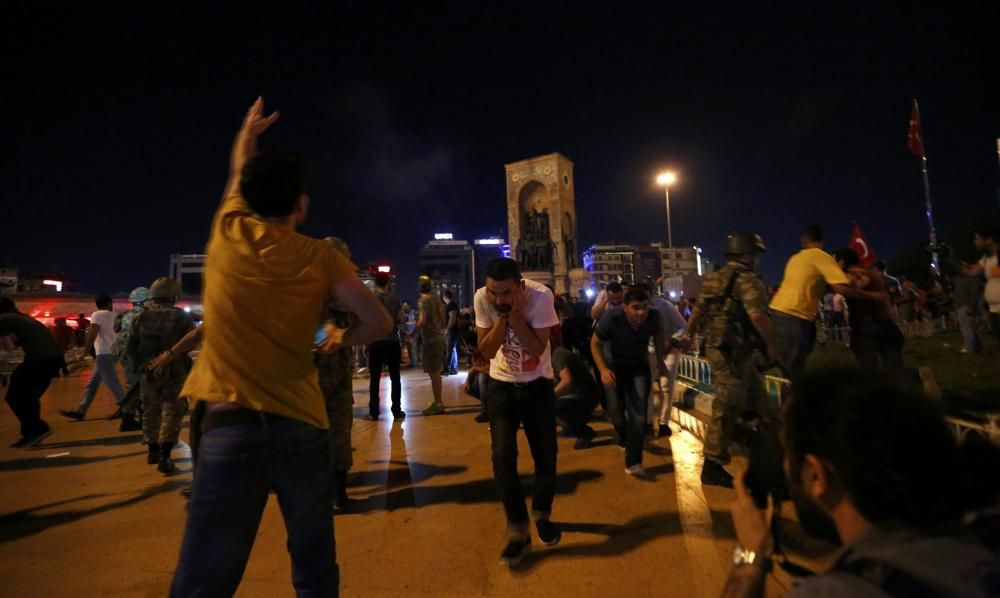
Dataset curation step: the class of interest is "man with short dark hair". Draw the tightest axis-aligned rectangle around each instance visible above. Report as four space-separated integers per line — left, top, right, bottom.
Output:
366 272 405 420
1 297 62 447
591 281 625 322
61 293 126 420
441 289 460 376
832 248 903 370
769 225 885 379
963 225 1000 340
476 258 561 566
592 287 667 476
723 368 1000 598
170 98 392 597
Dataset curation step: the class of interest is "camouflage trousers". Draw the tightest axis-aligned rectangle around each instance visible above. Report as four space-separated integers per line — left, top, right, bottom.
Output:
140 373 189 445
703 348 766 465
317 349 354 473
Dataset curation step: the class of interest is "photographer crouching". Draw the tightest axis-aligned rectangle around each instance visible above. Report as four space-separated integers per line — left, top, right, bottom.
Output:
723 368 1000 598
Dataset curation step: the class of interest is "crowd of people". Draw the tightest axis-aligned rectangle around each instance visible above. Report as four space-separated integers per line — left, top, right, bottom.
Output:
1 99 997 597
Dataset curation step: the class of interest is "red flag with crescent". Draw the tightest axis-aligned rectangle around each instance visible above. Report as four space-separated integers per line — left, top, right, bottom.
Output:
849 223 876 269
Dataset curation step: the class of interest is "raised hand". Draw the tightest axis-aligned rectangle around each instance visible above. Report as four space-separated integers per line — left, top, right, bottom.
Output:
240 96 280 139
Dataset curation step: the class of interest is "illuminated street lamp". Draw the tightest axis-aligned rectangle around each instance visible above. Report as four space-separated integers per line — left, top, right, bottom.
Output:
656 172 677 248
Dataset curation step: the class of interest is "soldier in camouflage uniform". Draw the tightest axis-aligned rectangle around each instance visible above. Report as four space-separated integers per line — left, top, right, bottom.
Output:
126 277 196 475
682 233 778 488
110 286 148 432
317 237 358 509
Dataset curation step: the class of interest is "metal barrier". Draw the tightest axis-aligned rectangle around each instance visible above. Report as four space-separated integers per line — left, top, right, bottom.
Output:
678 354 712 388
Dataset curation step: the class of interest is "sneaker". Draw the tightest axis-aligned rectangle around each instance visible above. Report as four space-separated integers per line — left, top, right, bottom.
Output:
700 461 734 488
392 410 406 420
573 427 596 450
59 409 84 421
498 537 531 566
474 412 490 423
535 520 561 546
625 464 647 477
422 402 446 416
657 424 672 438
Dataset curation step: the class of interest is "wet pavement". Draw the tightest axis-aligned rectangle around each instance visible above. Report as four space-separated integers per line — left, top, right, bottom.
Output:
0 365 818 597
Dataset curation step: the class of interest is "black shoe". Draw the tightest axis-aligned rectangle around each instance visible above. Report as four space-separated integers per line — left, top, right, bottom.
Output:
700 461 734 488
474 412 490 423
364 413 378 421
535 520 561 546
181 487 192 499
119 415 143 432
9 437 28 448
657 424 672 438
107 405 124 420
392 410 406 420
573 427 596 450
146 443 161 465
448 369 458 376
60 409 84 421
17 423 52 448
499 537 531 566
158 444 176 475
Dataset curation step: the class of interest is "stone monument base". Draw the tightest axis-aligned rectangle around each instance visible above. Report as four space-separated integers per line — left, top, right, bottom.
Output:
521 271 555 290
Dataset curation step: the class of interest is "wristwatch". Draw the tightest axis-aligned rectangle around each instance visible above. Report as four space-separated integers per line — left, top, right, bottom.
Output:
733 546 772 571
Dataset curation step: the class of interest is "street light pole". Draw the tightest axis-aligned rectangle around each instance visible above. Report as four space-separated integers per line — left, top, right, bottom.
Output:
664 186 672 248
656 171 677 248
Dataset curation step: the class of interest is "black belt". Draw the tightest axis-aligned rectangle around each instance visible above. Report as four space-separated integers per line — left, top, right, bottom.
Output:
491 377 552 389
202 405 289 433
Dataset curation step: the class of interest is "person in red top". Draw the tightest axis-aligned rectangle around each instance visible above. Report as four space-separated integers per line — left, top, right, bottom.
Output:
833 248 903 370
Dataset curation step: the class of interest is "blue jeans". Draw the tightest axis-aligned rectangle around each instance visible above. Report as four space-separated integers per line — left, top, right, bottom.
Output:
76 353 125 414
487 377 557 529
606 365 651 467
957 306 984 353
608 363 653 467
171 414 338 597
772 312 815 381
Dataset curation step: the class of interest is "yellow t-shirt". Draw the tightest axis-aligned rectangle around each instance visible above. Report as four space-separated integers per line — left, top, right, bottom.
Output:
769 247 849 321
181 193 357 429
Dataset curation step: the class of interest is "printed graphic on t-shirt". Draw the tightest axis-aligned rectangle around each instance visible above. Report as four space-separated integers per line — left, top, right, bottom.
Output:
501 323 539 373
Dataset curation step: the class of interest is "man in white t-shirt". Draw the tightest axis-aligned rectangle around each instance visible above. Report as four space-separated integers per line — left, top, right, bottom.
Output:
475 258 560 567
60 294 125 420
964 225 1000 340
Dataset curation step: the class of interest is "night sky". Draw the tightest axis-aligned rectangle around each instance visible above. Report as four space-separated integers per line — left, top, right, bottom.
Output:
4 4 999 300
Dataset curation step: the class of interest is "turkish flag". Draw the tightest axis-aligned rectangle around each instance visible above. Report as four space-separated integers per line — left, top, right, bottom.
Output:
908 101 925 158
849 223 876 269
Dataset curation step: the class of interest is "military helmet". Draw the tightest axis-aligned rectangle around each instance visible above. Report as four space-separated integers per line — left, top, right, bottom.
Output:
148 277 182 300
128 286 150 304
724 233 767 255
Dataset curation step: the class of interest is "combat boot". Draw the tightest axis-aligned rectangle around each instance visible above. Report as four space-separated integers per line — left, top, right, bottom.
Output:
146 442 161 465
119 412 143 432
157 442 176 475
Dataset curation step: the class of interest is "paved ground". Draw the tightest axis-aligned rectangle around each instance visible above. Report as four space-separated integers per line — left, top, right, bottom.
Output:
0 365 829 597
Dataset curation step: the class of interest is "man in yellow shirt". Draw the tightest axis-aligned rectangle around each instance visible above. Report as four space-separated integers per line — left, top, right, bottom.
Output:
770 225 885 379
171 98 392 597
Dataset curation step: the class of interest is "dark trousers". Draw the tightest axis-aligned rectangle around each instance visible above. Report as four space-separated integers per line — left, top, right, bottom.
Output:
556 395 595 438
467 371 490 415
773 312 816 381
850 319 905 371
606 364 652 467
442 330 459 372
5 357 61 436
367 340 401 417
171 413 338 597
487 377 557 527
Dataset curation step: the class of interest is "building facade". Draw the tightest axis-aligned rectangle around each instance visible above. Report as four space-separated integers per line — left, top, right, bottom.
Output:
582 243 712 296
418 237 476 307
